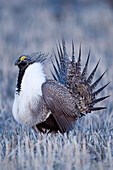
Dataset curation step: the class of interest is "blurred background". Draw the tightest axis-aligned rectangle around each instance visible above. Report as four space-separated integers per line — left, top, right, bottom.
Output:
0 0 113 132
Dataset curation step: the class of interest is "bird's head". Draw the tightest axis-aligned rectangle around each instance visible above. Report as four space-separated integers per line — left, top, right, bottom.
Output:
15 53 47 71
15 55 34 70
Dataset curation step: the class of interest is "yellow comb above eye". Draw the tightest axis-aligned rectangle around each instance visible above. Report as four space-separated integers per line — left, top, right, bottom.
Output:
20 56 26 61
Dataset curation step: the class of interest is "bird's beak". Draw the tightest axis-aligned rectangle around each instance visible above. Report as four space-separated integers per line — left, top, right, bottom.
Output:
15 59 20 66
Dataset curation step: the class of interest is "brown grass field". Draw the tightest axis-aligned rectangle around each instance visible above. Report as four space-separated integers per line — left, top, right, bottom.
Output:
0 0 113 169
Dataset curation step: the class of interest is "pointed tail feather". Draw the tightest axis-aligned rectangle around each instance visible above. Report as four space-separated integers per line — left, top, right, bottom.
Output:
72 41 76 68
76 45 81 76
81 50 90 81
88 106 107 112
89 95 110 105
62 39 67 59
86 60 100 86
51 61 61 82
91 82 110 99
51 71 58 81
54 51 61 76
54 41 69 85
90 70 107 92
58 42 63 59
62 40 68 83
57 43 64 70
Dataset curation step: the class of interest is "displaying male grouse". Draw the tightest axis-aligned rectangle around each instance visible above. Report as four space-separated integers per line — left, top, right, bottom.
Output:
12 41 109 133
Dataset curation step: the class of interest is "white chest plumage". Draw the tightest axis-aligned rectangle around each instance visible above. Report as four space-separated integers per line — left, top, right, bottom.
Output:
12 62 46 126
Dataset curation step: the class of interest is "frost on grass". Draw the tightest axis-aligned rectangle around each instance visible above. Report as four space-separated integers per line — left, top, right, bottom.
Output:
0 129 89 169
0 124 113 170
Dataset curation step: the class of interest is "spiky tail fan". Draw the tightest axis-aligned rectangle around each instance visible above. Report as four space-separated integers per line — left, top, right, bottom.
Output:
51 40 109 117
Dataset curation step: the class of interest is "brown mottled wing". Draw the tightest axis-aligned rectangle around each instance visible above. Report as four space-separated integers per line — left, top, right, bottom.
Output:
42 80 78 133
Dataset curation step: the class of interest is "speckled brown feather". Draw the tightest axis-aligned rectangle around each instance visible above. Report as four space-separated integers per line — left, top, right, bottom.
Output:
42 80 77 133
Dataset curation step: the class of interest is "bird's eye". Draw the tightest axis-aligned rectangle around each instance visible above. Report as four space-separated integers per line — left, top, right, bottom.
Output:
23 58 27 61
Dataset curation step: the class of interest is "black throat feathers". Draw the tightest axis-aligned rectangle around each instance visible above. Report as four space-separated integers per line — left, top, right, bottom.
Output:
16 62 35 94
16 69 26 94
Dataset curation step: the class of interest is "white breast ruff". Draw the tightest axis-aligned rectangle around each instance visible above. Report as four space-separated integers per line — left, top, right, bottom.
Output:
12 62 46 126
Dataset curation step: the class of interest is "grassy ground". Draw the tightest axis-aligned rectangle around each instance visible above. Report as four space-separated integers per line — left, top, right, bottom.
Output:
0 0 113 169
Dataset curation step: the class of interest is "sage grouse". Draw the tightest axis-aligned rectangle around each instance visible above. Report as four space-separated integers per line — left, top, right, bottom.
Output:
12 41 109 133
